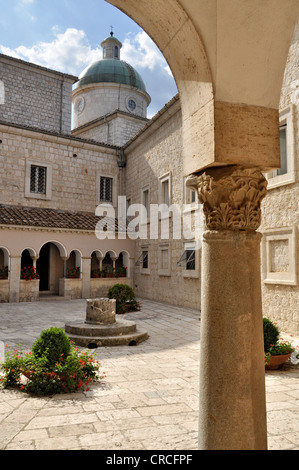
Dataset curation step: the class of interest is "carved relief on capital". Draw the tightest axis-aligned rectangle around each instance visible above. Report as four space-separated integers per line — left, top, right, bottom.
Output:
186 166 267 231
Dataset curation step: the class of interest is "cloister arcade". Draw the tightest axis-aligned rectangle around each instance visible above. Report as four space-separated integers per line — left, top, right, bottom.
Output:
0 236 133 303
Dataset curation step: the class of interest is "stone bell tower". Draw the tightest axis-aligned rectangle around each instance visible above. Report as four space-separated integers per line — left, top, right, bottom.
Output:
72 32 151 146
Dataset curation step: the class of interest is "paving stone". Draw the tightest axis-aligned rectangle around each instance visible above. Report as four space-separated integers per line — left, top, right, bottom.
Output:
0 298 299 450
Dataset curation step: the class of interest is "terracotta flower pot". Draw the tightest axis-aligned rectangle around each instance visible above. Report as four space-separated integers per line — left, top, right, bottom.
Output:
265 353 292 370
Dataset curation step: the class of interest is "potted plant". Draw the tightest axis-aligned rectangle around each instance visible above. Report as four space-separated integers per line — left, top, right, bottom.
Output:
263 317 296 370
66 266 81 279
104 265 114 278
91 268 101 278
0 266 8 280
115 265 127 277
20 266 40 281
0 327 105 396
107 283 140 315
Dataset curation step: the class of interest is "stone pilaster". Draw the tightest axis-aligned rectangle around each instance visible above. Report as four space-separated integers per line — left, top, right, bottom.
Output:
187 165 268 450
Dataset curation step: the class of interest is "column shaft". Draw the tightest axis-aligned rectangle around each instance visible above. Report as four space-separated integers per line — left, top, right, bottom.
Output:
199 230 267 449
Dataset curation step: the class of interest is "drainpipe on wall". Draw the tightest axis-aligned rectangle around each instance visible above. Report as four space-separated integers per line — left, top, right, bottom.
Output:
59 75 65 133
104 115 110 144
117 149 126 196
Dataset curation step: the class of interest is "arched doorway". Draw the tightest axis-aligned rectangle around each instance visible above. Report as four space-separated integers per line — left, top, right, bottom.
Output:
36 242 64 294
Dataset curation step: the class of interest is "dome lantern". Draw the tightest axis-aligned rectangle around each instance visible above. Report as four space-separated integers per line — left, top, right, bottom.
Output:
101 32 122 60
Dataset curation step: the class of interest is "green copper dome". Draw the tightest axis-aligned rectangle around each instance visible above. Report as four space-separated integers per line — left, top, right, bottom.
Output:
77 59 147 92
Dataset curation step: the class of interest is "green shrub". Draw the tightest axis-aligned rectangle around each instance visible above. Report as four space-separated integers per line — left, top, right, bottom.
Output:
107 284 140 314
1 330 104 396
263 318 279 353
31 327 71 367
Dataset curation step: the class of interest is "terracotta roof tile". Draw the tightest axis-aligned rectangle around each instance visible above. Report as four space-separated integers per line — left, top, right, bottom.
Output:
0 205 127 233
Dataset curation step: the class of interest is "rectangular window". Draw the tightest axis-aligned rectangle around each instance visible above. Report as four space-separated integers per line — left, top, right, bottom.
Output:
177 249 195 271
185 249 196 270
30 165 47 194
142 250 148 269
158 244 170 276
276 124 287 176
100 176 113 203
143 188 149 214
177 242 199 278
162 179 169 206
266 105 295 189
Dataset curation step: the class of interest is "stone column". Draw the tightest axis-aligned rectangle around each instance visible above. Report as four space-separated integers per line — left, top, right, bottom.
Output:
62 257 68 278
9 255 21 303
31 256 39 269
96 254 103 272
187 165 268 450
81 256 91 299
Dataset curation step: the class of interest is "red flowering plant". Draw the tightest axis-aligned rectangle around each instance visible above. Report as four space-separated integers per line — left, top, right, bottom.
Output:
0 327 105 396
66 267 81 279
0 266 8 279
20 266 40 281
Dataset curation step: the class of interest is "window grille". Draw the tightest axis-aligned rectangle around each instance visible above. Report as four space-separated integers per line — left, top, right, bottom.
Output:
30 165 47 194
100 176 113 203
177 249 195 270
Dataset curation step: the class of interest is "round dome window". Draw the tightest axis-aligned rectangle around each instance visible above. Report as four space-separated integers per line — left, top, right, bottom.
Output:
127 98 137 112
76 97 85 113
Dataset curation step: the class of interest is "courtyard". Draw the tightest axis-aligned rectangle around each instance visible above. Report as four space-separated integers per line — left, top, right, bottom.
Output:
0 298 298 451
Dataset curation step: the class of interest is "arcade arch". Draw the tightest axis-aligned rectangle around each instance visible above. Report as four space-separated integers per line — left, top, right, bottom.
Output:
0 247 10 279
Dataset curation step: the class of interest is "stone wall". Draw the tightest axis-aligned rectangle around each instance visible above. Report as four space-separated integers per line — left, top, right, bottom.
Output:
0 54 75 134
19 280 39 302
59 278 82 299
0 280 9 303
90 277 131 298
0 124 119 213
260 19 299 334
124 99 202 311
73 112 148 147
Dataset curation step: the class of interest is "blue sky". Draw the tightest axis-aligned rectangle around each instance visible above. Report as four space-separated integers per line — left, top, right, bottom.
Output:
0 0 178 118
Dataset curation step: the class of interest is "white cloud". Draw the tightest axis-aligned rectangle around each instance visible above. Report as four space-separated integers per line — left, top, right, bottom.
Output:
18 0 35 5
0 27 101 76
0 27 177 116
122 31 172 77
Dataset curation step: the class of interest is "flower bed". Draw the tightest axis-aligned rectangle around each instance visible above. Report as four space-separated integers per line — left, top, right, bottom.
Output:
66 267 81 279
0 327 105 396
20 266 39 281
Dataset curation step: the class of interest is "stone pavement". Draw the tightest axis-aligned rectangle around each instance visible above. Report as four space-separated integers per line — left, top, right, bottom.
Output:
0 298 298 451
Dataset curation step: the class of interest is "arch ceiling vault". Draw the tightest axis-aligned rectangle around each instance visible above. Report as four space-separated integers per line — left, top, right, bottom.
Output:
106 0 299 174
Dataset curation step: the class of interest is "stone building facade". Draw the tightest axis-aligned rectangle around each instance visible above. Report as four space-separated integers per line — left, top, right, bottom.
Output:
0 24 298 334
0 53 75 134
260 21 299 333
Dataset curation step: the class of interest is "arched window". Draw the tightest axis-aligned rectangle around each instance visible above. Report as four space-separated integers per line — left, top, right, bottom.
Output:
114 46 118 58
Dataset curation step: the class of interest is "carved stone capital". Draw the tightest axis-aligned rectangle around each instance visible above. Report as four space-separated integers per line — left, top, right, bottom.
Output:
186 166 267 231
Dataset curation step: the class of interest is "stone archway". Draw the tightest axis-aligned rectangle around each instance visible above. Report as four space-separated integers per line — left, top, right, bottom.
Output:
106 0 299 450
37 241 66 295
